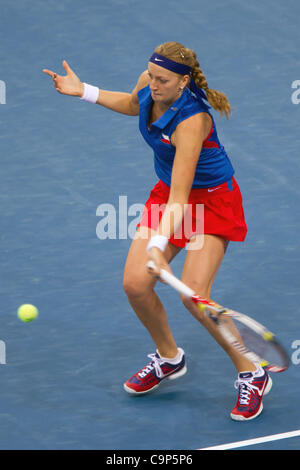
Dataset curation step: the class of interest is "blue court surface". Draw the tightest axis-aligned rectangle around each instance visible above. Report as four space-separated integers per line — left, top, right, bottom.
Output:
0 0 299 451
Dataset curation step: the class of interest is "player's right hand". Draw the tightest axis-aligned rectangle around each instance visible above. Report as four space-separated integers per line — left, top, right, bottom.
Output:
43 60 84 97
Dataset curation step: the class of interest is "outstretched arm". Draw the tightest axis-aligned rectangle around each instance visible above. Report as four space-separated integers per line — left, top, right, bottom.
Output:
43 61 149 116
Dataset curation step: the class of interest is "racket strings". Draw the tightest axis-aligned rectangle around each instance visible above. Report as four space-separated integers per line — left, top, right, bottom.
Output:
223 319 288 370
219 319 264 365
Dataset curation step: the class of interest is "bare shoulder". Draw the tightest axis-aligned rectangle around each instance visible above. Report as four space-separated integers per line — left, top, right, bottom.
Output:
172 112 212 147
177 112 212 132
130 70 149 109
133 70 150 92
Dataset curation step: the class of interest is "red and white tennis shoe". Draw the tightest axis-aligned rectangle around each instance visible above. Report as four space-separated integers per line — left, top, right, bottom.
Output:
231 367 272 421
124 348 187 395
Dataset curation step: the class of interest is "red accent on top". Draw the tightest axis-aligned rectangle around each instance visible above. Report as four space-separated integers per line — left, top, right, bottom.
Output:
203 126 219 149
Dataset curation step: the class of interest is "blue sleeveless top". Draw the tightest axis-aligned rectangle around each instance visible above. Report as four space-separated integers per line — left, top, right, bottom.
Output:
137 85 234 188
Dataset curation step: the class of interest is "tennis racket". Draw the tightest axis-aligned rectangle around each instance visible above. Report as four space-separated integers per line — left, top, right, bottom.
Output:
147 261 290 373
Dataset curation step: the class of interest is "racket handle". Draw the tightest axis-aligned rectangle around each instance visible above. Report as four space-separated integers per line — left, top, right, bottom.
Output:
146 261 195 298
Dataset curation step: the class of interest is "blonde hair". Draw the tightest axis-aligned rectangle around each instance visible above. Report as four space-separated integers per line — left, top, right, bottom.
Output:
154 42 231 119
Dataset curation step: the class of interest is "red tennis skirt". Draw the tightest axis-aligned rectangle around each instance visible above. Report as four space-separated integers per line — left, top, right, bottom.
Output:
136 177 247 248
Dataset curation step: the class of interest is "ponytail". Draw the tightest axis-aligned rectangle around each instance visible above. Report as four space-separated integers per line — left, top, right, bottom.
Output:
191 61 231 119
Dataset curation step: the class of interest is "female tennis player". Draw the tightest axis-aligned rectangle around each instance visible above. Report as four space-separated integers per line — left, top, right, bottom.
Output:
43 41 271 421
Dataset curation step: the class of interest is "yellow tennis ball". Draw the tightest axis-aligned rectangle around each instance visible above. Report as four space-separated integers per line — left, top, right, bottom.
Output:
17 304 39 323
198 303 207 311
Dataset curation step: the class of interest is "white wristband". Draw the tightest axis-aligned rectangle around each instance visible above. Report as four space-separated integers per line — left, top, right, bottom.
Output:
146 235 168 253
80 83 99 103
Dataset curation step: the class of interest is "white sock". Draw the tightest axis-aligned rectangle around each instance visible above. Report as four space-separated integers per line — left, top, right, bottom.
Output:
253 366 265 377
158 348 183 364
239 366 264 378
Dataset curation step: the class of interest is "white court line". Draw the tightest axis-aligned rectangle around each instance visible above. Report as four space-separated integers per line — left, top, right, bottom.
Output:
199 429 300 450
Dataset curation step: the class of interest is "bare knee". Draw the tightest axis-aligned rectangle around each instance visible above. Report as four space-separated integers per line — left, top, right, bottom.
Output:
123 270 155 300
